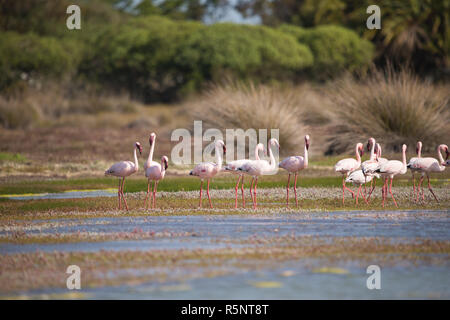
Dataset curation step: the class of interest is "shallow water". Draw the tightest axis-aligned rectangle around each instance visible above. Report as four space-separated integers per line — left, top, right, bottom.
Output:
1 210 449 299
0 189 116 200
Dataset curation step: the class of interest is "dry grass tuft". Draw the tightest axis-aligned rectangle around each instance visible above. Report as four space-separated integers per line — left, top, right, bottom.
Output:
187 81 329 155
325 69 450 154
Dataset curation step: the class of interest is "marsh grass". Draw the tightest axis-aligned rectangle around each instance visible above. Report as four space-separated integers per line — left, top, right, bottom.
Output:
326 68 450 154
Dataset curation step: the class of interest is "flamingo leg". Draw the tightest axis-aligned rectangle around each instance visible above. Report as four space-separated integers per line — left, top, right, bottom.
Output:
144 180 151 209
234 175 241 209
294 173 299 207
411 172 415 200
207 179 212 208
249 178 255 208
286 174 291 208
360 185 369 204
356 185 361 205
342 176 346 205
118 178 122 210
241 175 245 208
199 180 203 208
152 180 158 209
367 178 376 201
121 178 129 211
382 178 388 207
253 178 258 209
416 176 424 202
389 178 398 208
427 174 439 203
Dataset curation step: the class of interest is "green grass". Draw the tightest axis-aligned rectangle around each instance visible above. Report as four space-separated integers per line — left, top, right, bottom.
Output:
0 152 28 163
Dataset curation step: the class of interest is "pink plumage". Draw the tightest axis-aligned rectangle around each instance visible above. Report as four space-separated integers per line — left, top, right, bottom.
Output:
334 142 364 204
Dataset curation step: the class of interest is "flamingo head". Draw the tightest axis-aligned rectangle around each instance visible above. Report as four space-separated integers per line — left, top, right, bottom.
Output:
376 143 382 157
305 135 310 150
161 156 169 170
416 141 422 155
216 140 226 155
149 132 156 146
367 137 375 152
402 144 407 152
270 138 280 151
442 145 449 160
135 142 142 155
357 143 364 157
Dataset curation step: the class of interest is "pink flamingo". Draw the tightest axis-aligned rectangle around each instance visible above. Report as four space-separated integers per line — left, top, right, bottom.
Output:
279 135 310 207
361 137 378 195
105 142 142 210
376 144 407 207
409 144 448 203
189 140 226 208
223 143 264 208
334 143 364 204
238 138 280 209
345 170 379 205
144 133 168 209
406 141 422 200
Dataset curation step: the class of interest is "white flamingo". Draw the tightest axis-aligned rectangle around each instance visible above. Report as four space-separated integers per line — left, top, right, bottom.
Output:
189 140 226 208
279 135 310 207
346 170 380 205
407 141 422 200
238 138 280 209
376 144 407 207
105 142 142 210
223 143 264 208
334 143 364 204
408 144 448 203
144 133 169 209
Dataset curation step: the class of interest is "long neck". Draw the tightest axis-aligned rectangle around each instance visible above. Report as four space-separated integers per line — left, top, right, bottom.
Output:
370 142 375 160
304 144 309 168
215 145 223 170
401 147 407 173
133 148 139 170
437 145 445 170
268 143 276 169
160 159 166 176
254 145 260 160
355 146 361 165
146 141 155 167
417 144 422 158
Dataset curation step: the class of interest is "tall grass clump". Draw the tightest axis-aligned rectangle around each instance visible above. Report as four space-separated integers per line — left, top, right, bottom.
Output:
188 81 318 155
326 69 450 154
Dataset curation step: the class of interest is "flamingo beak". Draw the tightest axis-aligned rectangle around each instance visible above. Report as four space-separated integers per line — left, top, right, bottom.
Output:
305 141 309 150
360 147 364 156
366 142 370 152
164 159 168 170
149 135 154 146
223 145 226 154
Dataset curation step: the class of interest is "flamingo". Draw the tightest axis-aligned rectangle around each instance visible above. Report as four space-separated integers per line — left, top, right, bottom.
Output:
279 135 310 207
375 143 389 165
189 140 226 208
361 137 378 196
376 144 407 207
406 141 422 200
238 138 280 209
345 170 380 205
144 133 169 209
334 143 364 204
408 144 449 203
105 142 142 210
223 143 264 208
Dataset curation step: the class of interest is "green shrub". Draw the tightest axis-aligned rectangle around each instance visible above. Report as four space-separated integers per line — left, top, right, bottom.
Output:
0 31 77 90
175 23 313 88
279 24 374 78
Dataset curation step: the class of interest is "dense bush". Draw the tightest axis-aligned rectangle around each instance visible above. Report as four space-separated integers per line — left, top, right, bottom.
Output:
175 23 314 88
279 24 374 78
0 31 79 90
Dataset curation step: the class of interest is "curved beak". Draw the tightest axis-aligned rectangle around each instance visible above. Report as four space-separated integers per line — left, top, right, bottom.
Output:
138 146 142 155
366 142 371 152
149 135 154 146
164 159 168 170
222 145 226 154
305 141 309 150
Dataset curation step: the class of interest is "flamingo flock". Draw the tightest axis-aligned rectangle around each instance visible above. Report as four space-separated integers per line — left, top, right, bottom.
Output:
105 132 449 211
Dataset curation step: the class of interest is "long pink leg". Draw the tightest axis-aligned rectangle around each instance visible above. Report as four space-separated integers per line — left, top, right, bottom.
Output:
249 178 255 208
199 180 203 208
356 185 361 205
367 178 376 201
241 175 245 208
411 172 415 200
253 178 258 209
382 178 387 207
427 175 439 203
360 185 369 204
152 181 158 208
416 176 424 202
118 179 122 210
121 178 129 211
389 178 398 207
207 179 212 208
342 176 346 205
234 175 242 208
144 180 151 209
294 173 299 207
286 174 291 208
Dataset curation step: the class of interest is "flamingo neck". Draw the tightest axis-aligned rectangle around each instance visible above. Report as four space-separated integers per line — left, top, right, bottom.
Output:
401 147 407 173
417 144 422 158
133 148 139 170
146 140 155 168
437 145 446 170
369 142 376 160
215 145 223 170
268 143 276 169
355 145 361 165
254 145 261 160
160 159 166 176
304 144 309 168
